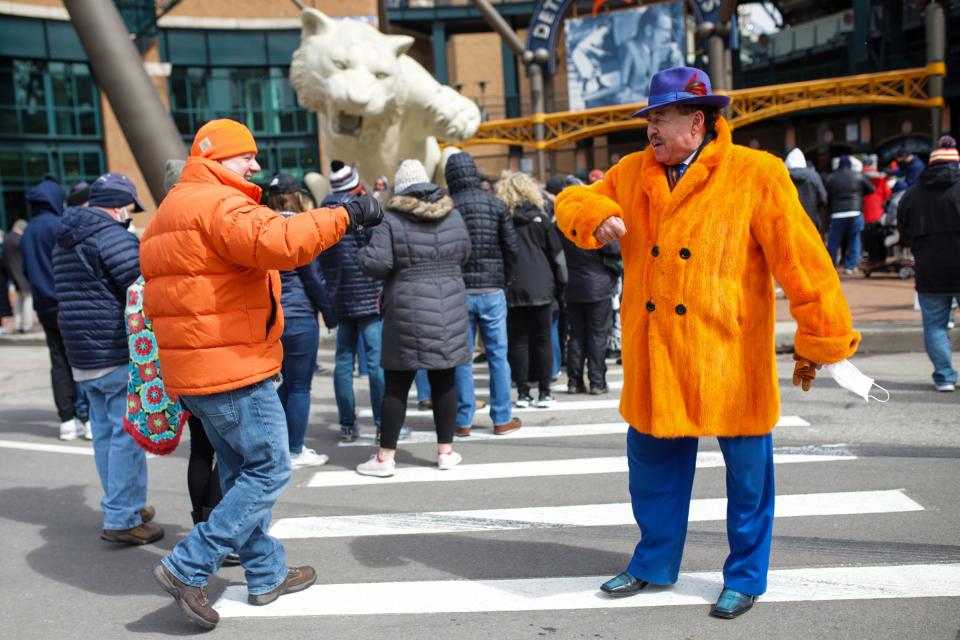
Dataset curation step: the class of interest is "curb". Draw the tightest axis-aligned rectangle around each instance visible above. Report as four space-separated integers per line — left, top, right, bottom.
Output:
775 322 950 355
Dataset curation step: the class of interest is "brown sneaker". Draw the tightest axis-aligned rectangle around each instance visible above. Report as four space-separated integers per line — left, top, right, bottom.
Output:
101 521 164 545
153 564 219 630
248 566 317 606
140 505 155 523
494 417 522 435
455 426 472 437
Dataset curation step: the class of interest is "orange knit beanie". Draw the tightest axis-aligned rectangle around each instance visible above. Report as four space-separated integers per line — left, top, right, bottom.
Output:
190 119 258 160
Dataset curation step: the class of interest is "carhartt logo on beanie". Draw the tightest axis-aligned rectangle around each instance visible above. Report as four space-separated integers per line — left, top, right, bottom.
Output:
329 160 360 193
190 119 258 160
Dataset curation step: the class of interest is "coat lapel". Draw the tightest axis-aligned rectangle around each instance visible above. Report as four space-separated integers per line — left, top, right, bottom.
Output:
642 117 733 228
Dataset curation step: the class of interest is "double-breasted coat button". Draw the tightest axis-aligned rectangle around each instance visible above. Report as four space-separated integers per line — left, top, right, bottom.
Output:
679 247 691 259
675 304 687 315
646 300 656 312
571 229 577 236
651 245 660 257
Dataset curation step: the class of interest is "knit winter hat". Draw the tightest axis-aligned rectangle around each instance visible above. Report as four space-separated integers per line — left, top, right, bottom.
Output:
394 159 430 194
190 119 258 160
329 160 360 192
929 135 959 165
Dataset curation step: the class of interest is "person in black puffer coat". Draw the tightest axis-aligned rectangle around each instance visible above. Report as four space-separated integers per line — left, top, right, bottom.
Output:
825 155 875 273
559 177 621 395
267 173 337 471
897 136 960 392
444 151 521 436
52 172 163 545
318 161 387 443
784 148 827 233
357 159 471 478
497 171 567 409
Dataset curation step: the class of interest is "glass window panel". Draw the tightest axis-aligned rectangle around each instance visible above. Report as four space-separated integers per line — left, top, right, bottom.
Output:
208 32 266 65
61 151 82 180
0 17 45 58
165 30 208 65
83 151 102 178
25 151 48 179
47 21 87 61
55 110 76 136
78 110 97 136
267 31 300 66
0 150 22 179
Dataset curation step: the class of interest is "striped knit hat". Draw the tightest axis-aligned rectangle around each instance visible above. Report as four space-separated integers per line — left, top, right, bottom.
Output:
329 160 360 192
929 135 959 165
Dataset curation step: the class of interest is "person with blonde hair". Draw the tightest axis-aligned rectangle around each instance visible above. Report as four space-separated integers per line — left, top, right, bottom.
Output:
496 171 567 408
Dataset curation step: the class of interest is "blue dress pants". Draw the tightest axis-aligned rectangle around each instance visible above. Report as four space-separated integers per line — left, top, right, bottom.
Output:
626 428 775 596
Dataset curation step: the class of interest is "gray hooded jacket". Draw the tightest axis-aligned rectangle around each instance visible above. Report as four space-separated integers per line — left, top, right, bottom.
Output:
359 183 472 370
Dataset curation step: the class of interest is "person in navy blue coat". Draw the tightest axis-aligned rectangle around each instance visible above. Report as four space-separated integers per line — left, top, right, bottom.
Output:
267 173 337 469
52 172 163 546
318 161 387 443
21 175 87 440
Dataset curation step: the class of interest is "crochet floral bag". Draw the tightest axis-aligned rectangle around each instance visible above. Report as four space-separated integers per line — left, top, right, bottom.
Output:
122 276 188 455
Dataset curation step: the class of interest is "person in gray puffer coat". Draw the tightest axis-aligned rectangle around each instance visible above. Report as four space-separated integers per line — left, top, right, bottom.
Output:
784 148 827 233
356 159 471 478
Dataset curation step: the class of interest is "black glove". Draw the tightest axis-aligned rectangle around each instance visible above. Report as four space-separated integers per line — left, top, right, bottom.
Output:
343 196 383 232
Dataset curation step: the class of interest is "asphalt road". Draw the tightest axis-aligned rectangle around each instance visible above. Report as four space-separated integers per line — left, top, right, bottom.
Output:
0 343 958 640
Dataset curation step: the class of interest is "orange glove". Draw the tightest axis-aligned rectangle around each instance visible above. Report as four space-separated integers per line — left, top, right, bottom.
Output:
792 353 818 392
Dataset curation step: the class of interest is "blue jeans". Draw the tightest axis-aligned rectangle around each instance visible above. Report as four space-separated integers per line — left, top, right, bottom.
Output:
626 429 774 596
334 316 384 429
278 316 319 454
74 381 89 422
415 370 431 401
455 290 513 426
357 332 369 376
918 293 960 386
167 379 290 594
826 214 864 270
80 366 147 530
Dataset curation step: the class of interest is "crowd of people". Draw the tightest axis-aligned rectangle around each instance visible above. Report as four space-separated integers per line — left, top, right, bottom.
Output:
2 63 957 628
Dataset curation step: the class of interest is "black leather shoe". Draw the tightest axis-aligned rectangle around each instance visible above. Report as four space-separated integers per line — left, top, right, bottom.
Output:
709 588 756 619
600 571 648 597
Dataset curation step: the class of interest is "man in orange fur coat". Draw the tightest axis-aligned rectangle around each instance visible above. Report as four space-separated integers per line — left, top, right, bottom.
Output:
555 67 861 619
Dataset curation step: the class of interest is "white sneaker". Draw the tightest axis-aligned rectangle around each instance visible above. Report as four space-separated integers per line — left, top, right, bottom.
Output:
533 395 555 408
935 383 956 392
356 454 396 477
437 451 462 470
59 419 79 441
290 447 329 469
81 419 93 441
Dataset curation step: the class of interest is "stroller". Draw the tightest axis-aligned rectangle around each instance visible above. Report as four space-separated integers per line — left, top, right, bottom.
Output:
860 189 915 279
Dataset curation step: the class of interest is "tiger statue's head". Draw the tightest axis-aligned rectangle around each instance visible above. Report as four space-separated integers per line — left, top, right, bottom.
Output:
290 9 414 139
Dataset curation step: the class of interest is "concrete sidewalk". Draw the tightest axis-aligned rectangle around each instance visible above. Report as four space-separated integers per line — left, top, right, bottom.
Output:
2 272 948 354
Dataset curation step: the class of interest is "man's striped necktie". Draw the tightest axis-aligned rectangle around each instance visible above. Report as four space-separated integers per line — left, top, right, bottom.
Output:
666 163 688 191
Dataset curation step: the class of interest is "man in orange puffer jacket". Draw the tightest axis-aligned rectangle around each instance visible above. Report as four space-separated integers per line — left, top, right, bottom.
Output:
142 119 382 629
557 68 860 620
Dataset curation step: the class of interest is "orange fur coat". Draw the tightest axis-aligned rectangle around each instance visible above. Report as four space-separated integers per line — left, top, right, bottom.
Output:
555 118 860 438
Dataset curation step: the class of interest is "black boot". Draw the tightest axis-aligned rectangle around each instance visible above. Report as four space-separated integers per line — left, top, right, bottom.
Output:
200 506 241 566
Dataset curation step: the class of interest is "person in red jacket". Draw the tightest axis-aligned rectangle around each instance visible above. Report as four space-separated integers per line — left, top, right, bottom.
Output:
862 160 892 224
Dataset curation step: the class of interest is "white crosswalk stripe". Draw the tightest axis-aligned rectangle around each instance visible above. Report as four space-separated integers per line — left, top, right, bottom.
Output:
308 448 853 487
213 563 960 618
337 416 811 447
270 489 918 539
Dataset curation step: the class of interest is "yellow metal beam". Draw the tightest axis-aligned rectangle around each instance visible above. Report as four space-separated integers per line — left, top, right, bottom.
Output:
460 64 947 150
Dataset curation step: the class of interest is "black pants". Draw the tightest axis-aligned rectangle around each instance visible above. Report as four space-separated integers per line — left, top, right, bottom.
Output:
187 415 222 521
508 304 553 397
566 299 612 389
38 312 76 423
380 368 456 450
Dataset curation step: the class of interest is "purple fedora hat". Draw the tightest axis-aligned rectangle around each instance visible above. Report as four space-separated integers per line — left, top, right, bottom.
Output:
632 66 730 118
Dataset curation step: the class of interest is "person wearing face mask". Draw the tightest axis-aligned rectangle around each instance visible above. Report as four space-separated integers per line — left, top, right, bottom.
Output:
140 119 382 630
51 172 163 546
555 67 861 620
